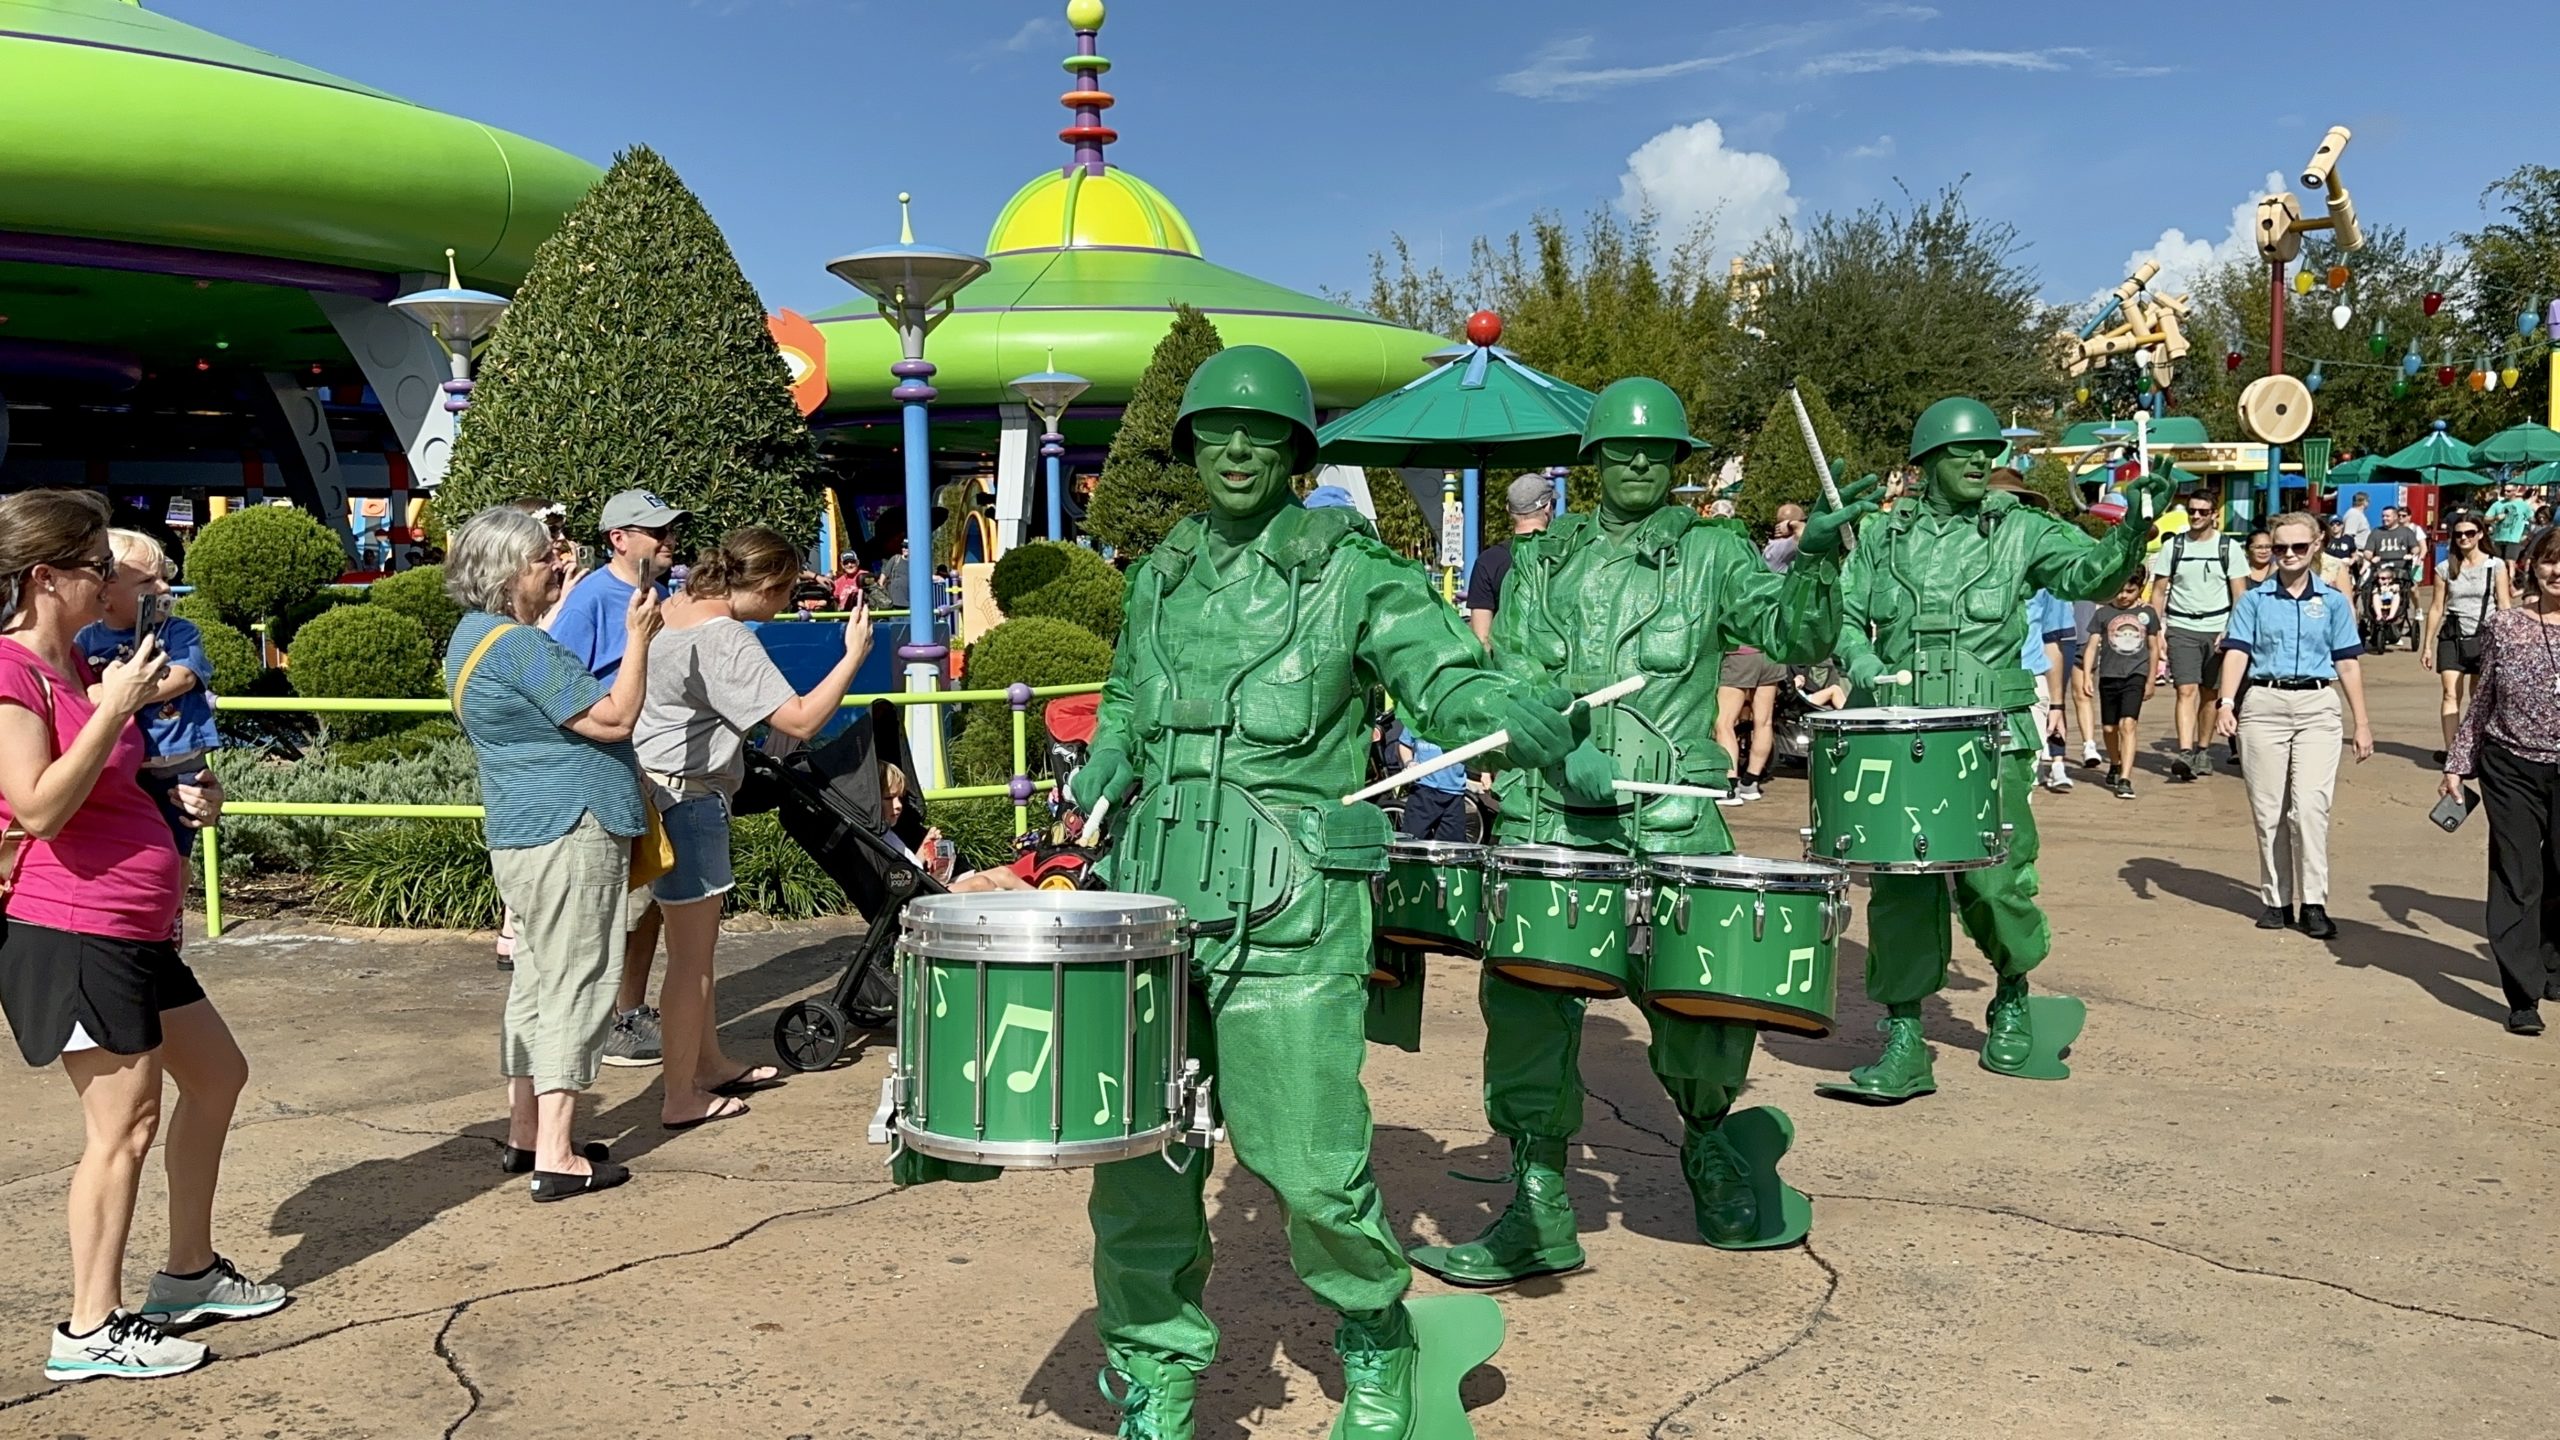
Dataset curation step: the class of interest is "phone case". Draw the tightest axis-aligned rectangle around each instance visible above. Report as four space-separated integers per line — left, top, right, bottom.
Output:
2430 790 2476 833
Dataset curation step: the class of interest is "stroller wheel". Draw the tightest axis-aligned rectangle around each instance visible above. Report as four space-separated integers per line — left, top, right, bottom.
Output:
774 1001 850 1072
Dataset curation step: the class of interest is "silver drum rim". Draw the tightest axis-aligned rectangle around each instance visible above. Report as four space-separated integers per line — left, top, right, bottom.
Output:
1808 705 2003 733
1386 840 1491 866
899 891 1189 961
1646 854 1847 892
1491 844 1637 880
897 1122 1180 1170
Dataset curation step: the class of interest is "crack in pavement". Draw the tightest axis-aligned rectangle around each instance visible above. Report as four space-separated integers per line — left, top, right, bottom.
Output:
433 1305 481 1440
0 1187 899 1419
1808 1189 2560 1345
1649 1238 1842 1440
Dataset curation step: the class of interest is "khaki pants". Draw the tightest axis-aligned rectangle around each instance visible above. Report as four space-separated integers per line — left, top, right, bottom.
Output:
2237 685 2344 908
488 814 629 1093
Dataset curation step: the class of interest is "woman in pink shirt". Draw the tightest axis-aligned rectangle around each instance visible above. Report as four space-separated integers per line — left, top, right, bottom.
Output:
0 490 285 1382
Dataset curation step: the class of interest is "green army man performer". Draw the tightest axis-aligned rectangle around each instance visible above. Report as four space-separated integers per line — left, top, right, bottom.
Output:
1823 398 2169 1101
1067 345 1592 1440
1411 378 1878 1286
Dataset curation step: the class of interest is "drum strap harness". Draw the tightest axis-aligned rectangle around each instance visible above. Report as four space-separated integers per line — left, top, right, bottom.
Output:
1875 501 2038 718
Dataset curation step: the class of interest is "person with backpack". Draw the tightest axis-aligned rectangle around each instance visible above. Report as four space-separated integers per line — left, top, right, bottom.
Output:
2146 491 2248 781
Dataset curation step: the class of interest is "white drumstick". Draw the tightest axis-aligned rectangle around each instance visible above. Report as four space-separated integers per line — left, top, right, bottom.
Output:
1614 779 1729 799
1341 676 1647 806
1082 794 1112 844
1878 670 1913 686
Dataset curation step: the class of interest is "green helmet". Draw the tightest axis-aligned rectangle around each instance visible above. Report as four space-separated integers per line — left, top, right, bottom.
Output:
1173 345 1320 472
1578 377 1698 464
1907 396 2001 462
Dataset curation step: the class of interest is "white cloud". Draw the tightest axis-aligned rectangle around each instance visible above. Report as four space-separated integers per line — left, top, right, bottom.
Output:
1845 134 1896 160
1618 119 1798 270
2106 171 2283 307
996 16 1059 52
1498 31 1805 101
1801 46 2088 77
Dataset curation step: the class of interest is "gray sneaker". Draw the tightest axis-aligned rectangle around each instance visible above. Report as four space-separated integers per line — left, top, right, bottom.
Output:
140 1255 288 1328
602 1006 663 1068
46 1311 208 1382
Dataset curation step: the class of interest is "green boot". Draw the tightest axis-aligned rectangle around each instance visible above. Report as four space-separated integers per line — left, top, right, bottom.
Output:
1818 1005 1936 1102
1681 1120 1758 1247
1982 974 2035 1074
1406 1136 1584 1287
1331 1305 1418 1440
1098 1355 1197 1440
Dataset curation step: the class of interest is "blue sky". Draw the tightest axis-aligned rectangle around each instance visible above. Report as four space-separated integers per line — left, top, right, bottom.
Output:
165 0 2560 315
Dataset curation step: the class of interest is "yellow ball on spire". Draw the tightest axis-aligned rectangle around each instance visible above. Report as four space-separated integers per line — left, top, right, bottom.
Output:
1066 0 1105 31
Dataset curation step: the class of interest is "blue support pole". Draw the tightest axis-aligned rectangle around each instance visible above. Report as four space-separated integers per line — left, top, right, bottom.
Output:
1043 435 1066 543
1461 466 1482 590
893 359 946 786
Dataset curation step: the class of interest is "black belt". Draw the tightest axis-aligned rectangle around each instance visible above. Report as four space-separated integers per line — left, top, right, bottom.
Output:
2256 677 2332 690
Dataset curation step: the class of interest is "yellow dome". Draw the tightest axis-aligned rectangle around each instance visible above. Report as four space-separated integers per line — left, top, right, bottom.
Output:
985 166 1201 257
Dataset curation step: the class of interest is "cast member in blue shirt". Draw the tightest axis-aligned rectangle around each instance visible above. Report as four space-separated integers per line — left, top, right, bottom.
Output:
2214 512 2375 940
543 489 688 1067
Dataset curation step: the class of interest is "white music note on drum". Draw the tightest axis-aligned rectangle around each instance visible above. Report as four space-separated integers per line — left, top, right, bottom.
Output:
1782 947 1818 995
1932 798 1949 814
1546 883 1566 918
1694 944 1714 985
1977 798 1993 821
963 1003 1055 1093
1722 902 1748 927
1955 740 1983 779
1843 758 1892 804
1133 972 1156 1024
1778 906 1795 934
1589 929 1619 962
1093 1072 1118 1126
931 969 950 1019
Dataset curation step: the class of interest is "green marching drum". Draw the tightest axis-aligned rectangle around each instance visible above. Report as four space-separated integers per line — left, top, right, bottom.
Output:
1803 706 2012 872
1481 845 1643 998
1641 855 1849 1036
1374 839 1488 959
869 892 1218 1169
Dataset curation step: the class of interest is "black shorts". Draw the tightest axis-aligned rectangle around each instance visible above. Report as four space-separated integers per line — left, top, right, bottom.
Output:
0 918 204 1067
2098 673 2148 726
2437 631 2485 676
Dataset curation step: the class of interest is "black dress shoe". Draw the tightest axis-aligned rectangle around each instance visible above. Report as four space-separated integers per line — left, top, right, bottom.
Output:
530 1161 632 1202
2296 904 2338 940
501 1140 611 1175
2255 905 2294 930
2508 1007 2545 1036
2544 977 2559 1003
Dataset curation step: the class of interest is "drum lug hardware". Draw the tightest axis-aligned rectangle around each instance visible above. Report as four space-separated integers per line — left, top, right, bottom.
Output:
1673 891 1690 929
1751 893 1767 942
1434 874 1449 907
1567 889 1581 925
1911 736 1927 760
1913 833 1929 859
867 1074 900 1147
1369 873 1385 906
1833 833 1851 857
1823 894 1850 943
1488 883 1507 923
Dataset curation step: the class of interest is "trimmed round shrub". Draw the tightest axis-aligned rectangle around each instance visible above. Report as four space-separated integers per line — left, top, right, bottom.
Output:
989 540 1125 642
368 565 462 653
172 592 224 630
192 616 265 698
284 606 440 740
183 506 346 628
955 616 1113 778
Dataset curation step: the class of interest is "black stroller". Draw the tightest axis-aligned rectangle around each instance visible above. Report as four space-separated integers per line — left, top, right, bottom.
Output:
759 701 946 1073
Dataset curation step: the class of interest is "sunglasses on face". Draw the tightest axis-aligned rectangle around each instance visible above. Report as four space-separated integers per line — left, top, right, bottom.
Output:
2454 529 2483 539
1195 416 1296 448
2272 542 2316 557
55 551 118 581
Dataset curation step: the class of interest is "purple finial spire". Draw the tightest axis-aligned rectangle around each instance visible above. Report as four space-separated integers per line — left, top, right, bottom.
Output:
1057 0 1116 178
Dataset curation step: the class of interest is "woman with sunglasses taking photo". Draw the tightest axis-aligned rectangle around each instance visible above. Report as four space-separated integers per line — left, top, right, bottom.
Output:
2444 526 2560 1034
2420 511 2514 761
0 489 284 1382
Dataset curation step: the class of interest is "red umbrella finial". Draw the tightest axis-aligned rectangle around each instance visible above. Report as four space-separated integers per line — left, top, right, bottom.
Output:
1465 311 1503 347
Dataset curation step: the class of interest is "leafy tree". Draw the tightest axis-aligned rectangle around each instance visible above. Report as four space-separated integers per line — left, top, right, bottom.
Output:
1087 303 1223 558
2458 164 2560 430
1737 381 1852 530
440 145 821 550
1363 468 1434 559
183 506 344 630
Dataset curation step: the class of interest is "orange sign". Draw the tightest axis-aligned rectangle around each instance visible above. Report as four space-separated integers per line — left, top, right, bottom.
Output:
767 309 828 416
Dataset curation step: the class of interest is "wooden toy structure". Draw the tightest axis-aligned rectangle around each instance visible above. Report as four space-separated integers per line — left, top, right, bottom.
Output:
2054 259 2193 395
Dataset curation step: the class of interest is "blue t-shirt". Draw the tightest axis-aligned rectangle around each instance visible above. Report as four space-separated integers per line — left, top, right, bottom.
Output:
77 617 220 767
2223 575 2364 680
546 566 666 681
2019 590 2075 676
1399 723 1467 794
445 611 648 849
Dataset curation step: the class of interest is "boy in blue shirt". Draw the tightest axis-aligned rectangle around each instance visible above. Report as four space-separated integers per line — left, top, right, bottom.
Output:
1391 720 1472 840
79 530 219 853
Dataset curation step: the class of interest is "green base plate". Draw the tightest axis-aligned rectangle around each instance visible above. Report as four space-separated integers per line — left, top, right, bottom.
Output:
1400 1293 1506 1440
1705 1105 1812 1251
1980 994 2084 1080
1405 1239 1584 1289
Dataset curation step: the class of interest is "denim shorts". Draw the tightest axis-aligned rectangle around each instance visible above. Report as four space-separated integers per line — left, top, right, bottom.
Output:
652 792 735 905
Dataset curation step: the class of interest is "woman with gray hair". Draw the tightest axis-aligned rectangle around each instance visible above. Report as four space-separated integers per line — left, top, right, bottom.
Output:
442 506 661 1201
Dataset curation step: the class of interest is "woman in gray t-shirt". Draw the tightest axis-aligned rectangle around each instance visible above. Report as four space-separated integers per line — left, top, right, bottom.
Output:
634 528 870 1129
2423 515 2515 757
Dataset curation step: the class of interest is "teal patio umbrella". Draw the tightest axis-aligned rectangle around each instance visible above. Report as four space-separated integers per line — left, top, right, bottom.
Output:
2474 420 2560 467
1314 336 1598 469
2378 420 2489 488
2323 454 2376 494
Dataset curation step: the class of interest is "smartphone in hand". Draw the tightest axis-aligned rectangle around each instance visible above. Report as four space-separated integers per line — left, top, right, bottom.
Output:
2430 787 2481 833
136 591 174 646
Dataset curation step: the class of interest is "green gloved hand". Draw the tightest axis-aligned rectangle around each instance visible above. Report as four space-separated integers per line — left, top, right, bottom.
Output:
1498 686 1583 770
1069 748 1136 813
1845 652 1886 689
1799 467 1884 559
2119 471 2175 528
1555 739 1617 804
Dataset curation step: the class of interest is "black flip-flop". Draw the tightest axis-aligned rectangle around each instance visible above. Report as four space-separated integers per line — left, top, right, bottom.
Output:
529 1161 631 1203
501 1140 610 1175
662 1098 751 1132
709 1070 787 1098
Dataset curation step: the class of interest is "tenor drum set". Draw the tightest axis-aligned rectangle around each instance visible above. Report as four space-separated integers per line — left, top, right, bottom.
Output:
863 705 2019 1172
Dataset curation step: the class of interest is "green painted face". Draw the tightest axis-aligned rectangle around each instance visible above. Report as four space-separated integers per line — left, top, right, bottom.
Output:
1921 438 2003 507
1189 408 1298 523
1597 437 1682 522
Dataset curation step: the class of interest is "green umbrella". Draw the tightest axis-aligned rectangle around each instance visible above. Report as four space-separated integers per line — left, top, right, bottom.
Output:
2518 460 2560 489
2377 420 2489 488
1314 338 1598 468
2322 454 2376 493
2474 420 2560 467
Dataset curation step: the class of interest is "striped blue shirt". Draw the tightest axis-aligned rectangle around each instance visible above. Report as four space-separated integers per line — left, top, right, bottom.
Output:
2222 575 2364 680
445 611 648 849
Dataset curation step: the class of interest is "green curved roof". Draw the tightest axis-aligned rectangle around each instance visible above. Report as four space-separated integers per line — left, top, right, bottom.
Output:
0 0 597 283
811 180 1443 414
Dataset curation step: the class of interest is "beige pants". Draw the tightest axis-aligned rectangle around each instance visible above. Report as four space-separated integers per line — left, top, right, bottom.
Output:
2236 685 2344 908
488 814 629 1093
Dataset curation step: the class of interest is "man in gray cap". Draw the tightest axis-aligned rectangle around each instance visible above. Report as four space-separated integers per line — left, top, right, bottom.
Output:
1465 472 1558 647
549 487 689 1068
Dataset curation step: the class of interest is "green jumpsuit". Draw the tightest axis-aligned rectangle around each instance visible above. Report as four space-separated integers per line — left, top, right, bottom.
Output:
1085 503 1540 1375
1833 490 2147 1006
1481 506 1840 1225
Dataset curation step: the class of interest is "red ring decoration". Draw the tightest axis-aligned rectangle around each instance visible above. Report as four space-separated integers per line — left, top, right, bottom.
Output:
1058 125 1120 145
1059 90 1117 110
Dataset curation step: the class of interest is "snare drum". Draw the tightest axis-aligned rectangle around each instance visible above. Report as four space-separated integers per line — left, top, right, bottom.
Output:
1374 839 1488 959
1641 855 1847 1036
1804 706 2012 872
1482 845 1643 998
870 892 1217 1170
